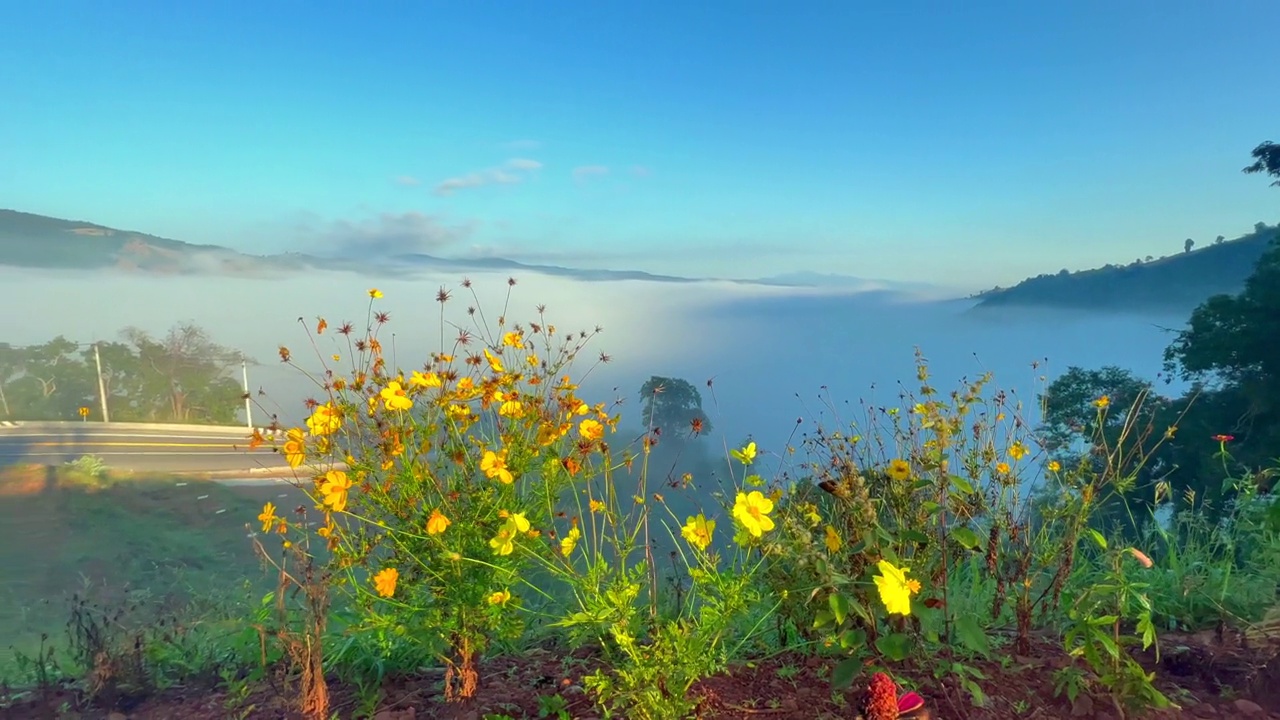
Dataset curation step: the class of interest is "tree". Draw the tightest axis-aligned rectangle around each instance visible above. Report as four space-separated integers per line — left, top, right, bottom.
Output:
121 323 248 423
1039 366 1163 454
1215 235 1225 245
1184 238 1195 253
638 376 712 439
1243 140 1280 186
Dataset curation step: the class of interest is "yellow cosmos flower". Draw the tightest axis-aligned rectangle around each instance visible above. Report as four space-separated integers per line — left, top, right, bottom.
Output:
589 499 605 514
579 418 604 441
873 560 919 616
368 288 383 298
488 589 512 605
490 513 531 556
410 370 442 388
502 331 524 348
560 525 581 557
258 502 277 533
681 514 716 551
483 348 505 373
732 491 775 538
481 449 514 484
426 509 451 535
996 462 1011 475
319 469 353 513
282 428 306 468
380 381 413 411
446 404 472 420
824 525 842 553
1094 395 1111 409
730 441 758 465
1047 460 1062 473
305 402 341 436
373 567 397 597
1008 441 1029 461
887 458 911 482
498 398 524 418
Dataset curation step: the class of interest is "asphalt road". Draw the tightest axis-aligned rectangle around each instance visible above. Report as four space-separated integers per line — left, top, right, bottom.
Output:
0 421 294 473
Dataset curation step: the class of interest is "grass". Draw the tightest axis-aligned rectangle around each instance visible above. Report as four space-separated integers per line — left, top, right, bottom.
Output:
0 463 304 678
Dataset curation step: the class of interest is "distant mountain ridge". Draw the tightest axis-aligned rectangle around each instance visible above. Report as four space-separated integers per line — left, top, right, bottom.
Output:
0 209 942 293
973 223 1280 314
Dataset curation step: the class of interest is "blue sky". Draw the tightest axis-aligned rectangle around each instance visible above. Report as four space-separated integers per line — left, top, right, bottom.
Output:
2 1 1278 288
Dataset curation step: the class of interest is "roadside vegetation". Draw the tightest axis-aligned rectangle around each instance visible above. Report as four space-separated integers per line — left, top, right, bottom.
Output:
3 142 1280 719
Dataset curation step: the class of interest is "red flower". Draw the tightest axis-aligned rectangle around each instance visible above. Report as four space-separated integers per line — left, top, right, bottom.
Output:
1212 434 1235 443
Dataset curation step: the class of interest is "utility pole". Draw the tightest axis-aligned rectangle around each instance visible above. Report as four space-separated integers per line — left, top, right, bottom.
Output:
93 342 110 422
242 359 253 429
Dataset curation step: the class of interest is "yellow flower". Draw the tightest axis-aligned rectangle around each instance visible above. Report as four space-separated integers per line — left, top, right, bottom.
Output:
1094 395 1111 409
426 509 450 535
319 469 353 513
282 428 306 468
681 514 716 551
483 348 505 373
489 513 531 556
258 502 277 533
578 418 604 441
502 331 524 348
1047 460 1062 473
380 381 413 411
589 499 605 514
732 491 775 538
305 402 341 436
446 403 472 420
498 398 524 418
481 449 514 484
995 462 1011 475
560 525 581 557
410 370 442 388
873 560 919 616
824 525 842 553
1008 441 1028 461
373 567 397 597
368 288 383 299
887 458 911 482
730 442 758 465
488 589 512 605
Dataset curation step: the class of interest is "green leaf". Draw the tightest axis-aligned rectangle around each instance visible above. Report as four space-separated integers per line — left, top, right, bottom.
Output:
830 657 862 690
1089 614 1119 626
829 593 849 626
1087 528 1108 550
951 526 981 550
901 530 930 544
950 474 976 494
839 628 867 651
955 615 991 657
813 609 834 629
875 632 912 661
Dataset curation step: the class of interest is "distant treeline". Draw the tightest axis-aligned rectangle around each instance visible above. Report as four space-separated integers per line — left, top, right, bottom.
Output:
0 323 249 423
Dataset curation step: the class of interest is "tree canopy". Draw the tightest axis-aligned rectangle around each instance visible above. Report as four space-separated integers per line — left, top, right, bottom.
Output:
0 322 250 423
638 375 713 439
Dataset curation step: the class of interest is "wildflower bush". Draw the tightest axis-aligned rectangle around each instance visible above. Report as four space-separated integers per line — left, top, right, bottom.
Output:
224 280 1277 719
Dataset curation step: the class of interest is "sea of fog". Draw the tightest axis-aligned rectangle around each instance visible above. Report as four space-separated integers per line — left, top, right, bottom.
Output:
0 267 1189 467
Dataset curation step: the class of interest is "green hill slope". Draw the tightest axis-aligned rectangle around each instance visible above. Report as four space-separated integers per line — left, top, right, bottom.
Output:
0 209 306 274
974 224 1280 313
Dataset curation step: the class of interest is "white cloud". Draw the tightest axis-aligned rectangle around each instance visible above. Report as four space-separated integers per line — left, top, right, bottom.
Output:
504 139 542 151
631 165 651 178
433 159 543 196
393 175 422 186
308 211 477 257
572 165 609 182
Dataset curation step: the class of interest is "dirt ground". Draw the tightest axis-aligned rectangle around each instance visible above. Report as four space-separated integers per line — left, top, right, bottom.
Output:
5 626 1280 720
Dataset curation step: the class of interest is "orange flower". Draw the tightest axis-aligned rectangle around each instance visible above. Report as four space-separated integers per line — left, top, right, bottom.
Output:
426 509 450 535
373 567 397 597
